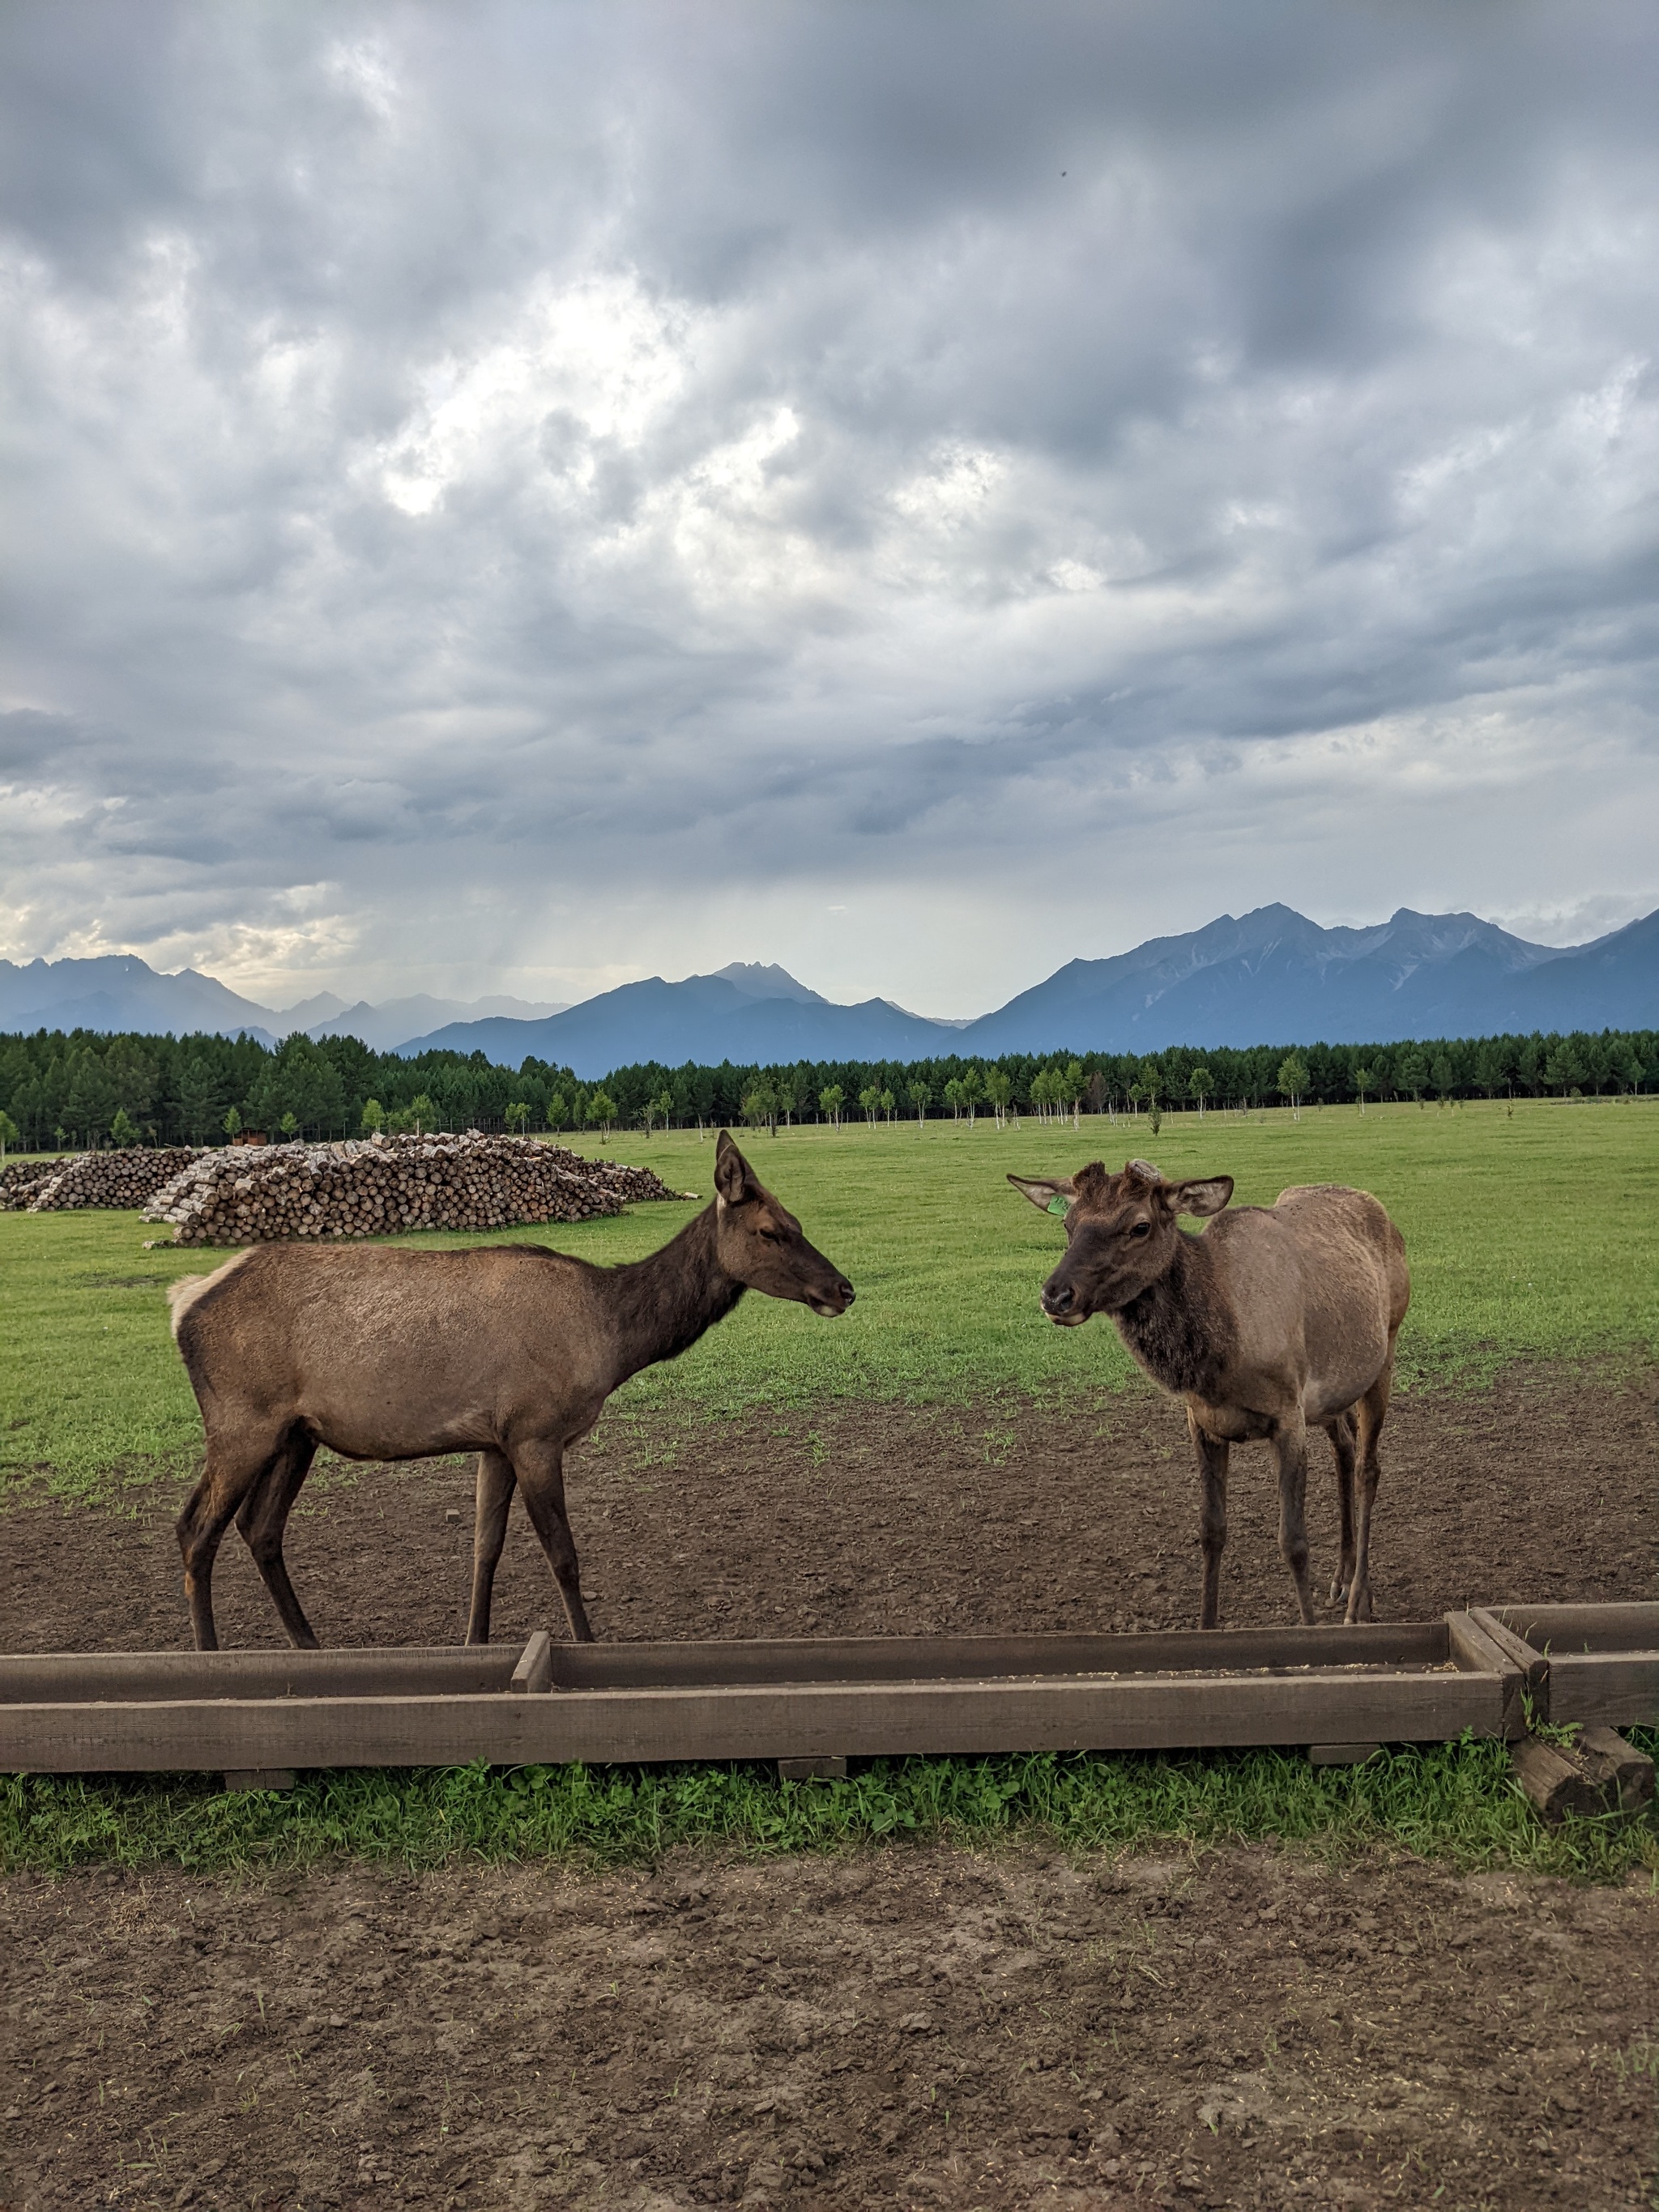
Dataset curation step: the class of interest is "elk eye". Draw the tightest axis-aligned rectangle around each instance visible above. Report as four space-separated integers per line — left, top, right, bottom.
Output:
758 1225 786 1244
1128 1220 1152 1239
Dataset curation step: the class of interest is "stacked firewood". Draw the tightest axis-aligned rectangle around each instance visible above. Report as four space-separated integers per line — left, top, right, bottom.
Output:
0 1159 58 1208
539 1144 693 1208
6 1148 207 1213
143 1132 692 1247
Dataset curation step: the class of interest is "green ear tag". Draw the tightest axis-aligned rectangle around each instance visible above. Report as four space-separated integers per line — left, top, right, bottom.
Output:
1047 1196 1070 1216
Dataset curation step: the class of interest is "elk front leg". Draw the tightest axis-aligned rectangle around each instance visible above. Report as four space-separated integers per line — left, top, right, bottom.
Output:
1346 1366 1392 1624
1272 1413 1317 1626
511 1439 594 1643
1325 1410 1358 1607
1188 1409 1230 1630
466 1449 516 1646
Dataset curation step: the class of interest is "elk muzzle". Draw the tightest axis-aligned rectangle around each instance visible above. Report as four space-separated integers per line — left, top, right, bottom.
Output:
1040 1270 1087 1325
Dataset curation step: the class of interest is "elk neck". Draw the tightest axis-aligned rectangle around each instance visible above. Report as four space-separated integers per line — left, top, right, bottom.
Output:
1112 1229 1234 1400
595 1204 746 1388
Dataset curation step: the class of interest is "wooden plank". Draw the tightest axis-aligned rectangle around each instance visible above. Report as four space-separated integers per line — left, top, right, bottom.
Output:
1541 1652 1659 1728
1488 1603 1659 1654
510 1631 553 1694
0 1626 1445 1708
0 1647 514 1705
1444 1613 1525 1738
541 1624 1448 1690
0 1665 1508 1774
1306 1744 1380 1764
1469 1609 1550 1701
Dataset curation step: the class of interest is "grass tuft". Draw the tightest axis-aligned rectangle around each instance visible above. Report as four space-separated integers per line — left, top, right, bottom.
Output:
6 1732 1655 1884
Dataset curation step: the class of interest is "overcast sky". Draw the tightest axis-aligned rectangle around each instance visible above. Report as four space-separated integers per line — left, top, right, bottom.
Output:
3 1 1657 1016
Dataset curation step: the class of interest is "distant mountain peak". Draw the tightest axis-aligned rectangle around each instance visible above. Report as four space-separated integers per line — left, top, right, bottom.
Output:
710 961 826 1005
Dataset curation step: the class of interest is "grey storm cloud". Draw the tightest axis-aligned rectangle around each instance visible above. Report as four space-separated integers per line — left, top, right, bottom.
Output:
2 0 1657 1010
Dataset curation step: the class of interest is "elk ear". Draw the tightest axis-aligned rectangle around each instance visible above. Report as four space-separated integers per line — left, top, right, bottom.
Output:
1169 1175 1233 1217
714 1131 753 1204
1008 1172 1077 1216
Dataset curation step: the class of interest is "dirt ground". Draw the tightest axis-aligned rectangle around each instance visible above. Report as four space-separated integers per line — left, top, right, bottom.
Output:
4 1841 1657 2212
3 1364 1654 1653
3 1366 1657 2211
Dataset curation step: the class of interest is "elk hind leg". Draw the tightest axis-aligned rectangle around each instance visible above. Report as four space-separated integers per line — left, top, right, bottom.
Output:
466 1449 516 1646
1188 1409 1230 1630
1326 1410 1358 1606
235 1428 321 1648
176 1430 284 1652
1346 1365 1392 1624
511 1440 593 1643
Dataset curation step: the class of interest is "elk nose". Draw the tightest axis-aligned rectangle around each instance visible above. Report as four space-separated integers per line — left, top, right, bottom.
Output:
1042 1279 1074 1316
836 1277 855 1306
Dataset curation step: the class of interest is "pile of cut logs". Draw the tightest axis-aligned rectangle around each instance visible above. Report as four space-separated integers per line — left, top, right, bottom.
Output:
143 1132 693 1246
5 1149 207 1213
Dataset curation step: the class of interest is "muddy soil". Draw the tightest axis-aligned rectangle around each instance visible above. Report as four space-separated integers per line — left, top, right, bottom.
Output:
4 1842 1657 2212
2 1366 1654 1653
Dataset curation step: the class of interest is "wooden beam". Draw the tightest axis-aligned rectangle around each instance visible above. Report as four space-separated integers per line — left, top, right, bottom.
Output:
1469 1609 1550 1703
1510 1737 1606 1824
1444 1613 1526 1738
0 1664 1511 1775
540 1623 1448 1690
1540 1651 1659 1728
1575 1726 1655 1812
1488 1603 1659 1654
510 1631 553 1695
0 1647 514 1705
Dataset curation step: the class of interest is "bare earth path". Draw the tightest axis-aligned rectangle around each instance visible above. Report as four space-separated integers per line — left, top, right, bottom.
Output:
3 1843 1657 2211
2 1366 1655 1652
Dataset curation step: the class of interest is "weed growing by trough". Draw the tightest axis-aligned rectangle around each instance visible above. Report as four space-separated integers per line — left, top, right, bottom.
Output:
2 1096 1656 1500
5 1733 1657 1882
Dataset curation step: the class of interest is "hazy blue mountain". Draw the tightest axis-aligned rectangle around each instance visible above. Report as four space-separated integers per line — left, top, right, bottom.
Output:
0 954 278 1039
279 990 350 1026
0 958 569 1050
310 993 568 1053
712 961 827 1005
1503 907 1659 1033
957 906 1580 1054
6 905 1655 1066
398 904 1658 1069
399 972 951 1073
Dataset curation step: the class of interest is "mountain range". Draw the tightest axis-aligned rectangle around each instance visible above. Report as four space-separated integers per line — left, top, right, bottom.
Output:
0 958 567 1052
2 906 1654 1075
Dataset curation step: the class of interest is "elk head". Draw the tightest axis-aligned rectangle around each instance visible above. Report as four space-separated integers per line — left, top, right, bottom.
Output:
714 1131 855 1316
1008 1158 1233 1324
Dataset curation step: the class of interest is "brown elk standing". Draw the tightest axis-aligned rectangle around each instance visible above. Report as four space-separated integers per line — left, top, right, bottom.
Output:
168 1132 853 1650
1009 1160 1409 1627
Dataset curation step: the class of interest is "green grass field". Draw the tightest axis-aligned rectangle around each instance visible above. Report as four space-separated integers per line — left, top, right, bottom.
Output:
2 1096 1656 1501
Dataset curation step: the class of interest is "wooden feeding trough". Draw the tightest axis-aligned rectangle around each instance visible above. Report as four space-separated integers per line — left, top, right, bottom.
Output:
1473 1602 1659 1728
0 1614 1544 1779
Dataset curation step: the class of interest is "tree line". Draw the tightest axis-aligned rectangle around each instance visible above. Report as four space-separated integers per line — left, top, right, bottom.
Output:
0 1021 1654 1153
